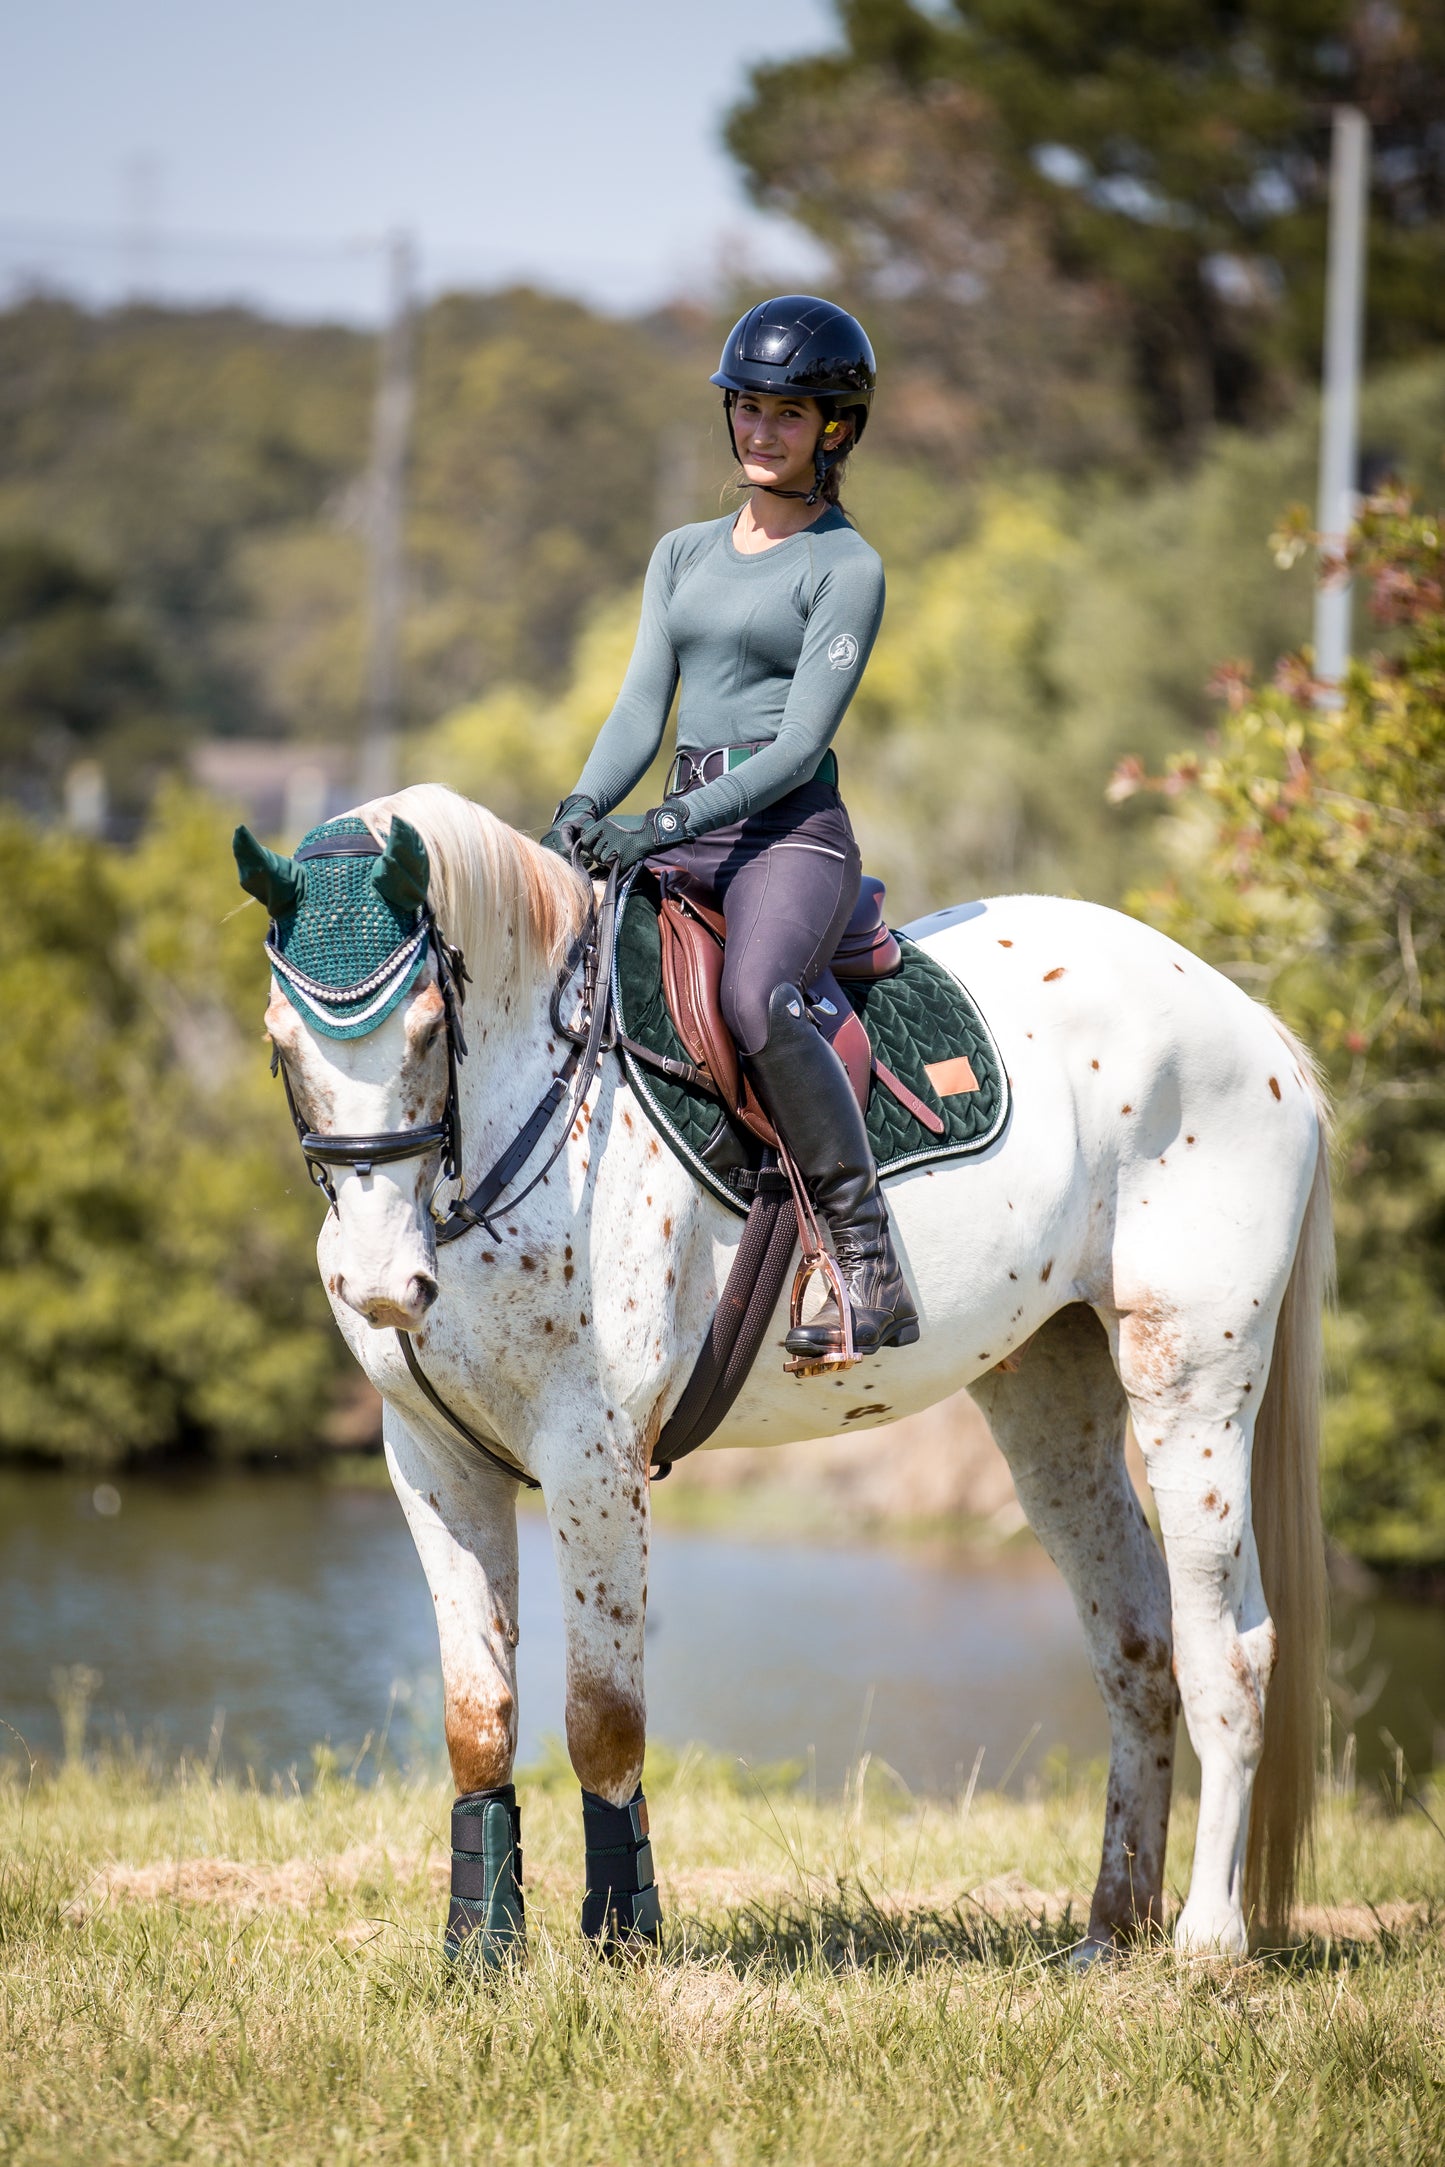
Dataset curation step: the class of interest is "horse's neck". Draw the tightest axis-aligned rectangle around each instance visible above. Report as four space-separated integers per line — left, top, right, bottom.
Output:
451 926 579 1217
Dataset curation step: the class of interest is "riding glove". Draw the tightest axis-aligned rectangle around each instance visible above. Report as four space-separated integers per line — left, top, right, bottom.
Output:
578 803 689 874
540 793 597 860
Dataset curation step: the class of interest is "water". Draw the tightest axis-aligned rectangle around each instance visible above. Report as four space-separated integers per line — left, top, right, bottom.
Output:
1 1469 1440 1794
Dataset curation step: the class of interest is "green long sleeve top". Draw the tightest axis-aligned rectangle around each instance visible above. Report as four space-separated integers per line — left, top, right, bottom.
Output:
573 506 885 836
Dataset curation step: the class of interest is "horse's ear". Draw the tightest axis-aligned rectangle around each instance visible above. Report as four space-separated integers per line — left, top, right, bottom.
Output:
232 826 305 918
372 815 429 915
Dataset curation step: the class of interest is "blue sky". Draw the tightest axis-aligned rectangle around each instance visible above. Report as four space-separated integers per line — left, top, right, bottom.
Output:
0 0 837 319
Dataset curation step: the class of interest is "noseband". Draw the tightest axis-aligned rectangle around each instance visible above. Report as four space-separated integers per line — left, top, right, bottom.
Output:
270 833 617 1246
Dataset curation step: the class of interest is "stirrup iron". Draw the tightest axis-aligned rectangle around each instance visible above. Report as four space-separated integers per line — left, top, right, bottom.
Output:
782 1247 860 1377
778 1143 862 1377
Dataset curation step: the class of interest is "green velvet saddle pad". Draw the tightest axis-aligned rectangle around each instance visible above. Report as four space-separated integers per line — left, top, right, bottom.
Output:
612 875 1011 1217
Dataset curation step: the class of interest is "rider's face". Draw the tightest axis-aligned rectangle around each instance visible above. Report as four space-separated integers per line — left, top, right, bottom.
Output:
731 391 844 495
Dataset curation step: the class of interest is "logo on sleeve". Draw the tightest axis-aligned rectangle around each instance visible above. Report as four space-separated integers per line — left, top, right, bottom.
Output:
828 633 860 671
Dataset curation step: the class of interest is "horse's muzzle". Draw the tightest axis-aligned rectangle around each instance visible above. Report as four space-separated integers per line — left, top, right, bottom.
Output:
339 1272 439 1332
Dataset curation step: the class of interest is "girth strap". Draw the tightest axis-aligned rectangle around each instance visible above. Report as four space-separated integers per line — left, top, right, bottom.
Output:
649 1160 796 1477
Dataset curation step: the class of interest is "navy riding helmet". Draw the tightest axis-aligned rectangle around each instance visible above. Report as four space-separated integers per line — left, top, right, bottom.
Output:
711 294 876 501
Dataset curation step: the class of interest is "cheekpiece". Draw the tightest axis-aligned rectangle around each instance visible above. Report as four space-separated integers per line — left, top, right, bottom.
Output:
266 816 428 1041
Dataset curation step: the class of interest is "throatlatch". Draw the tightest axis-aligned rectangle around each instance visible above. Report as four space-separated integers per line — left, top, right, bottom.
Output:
580 1786 663 1948
445 1783 525 1967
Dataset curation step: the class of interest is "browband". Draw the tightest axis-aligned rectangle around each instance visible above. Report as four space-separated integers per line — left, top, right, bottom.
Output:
294 833 384 860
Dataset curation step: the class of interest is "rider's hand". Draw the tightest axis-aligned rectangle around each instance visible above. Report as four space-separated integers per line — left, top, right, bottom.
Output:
540 793 597 860
578 803 688 874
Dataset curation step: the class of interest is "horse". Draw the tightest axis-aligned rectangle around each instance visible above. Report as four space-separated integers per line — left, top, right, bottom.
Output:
245 781 1330 1964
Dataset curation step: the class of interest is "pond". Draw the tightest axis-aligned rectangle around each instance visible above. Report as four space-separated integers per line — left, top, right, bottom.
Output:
1 1468 1440 1796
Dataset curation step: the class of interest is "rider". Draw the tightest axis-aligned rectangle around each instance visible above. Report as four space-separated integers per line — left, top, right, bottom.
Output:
542 295 917 1365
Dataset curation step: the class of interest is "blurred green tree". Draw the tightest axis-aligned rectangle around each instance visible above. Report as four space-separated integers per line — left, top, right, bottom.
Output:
1115 487 1445 1568
0 536 184 823
0 292 723 782
728 0 1445 449
0 788 340 1464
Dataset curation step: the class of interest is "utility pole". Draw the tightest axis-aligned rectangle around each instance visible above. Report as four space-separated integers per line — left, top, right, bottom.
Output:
1313 107 1370 706
360 231 416 802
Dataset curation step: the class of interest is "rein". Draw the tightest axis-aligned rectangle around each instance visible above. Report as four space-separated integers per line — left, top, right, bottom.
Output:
270 834 618 1491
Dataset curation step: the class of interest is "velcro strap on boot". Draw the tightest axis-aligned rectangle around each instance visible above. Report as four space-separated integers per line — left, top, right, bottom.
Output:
580 1785 662 1944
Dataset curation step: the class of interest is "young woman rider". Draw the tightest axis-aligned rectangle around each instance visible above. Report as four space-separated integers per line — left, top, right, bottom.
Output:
541 295 917 1365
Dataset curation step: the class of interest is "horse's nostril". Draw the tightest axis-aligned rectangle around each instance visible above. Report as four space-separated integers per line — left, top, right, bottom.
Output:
409 1274 439 1313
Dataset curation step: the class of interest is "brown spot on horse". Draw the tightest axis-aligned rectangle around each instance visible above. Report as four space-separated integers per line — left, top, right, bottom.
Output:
445 1683 514 1794
565 1674 646 1801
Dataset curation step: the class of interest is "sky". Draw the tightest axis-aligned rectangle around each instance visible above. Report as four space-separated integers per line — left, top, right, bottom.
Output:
0 0 837 321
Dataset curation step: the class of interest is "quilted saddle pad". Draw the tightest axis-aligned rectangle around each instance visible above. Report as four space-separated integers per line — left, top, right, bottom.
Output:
612 874 1010 1217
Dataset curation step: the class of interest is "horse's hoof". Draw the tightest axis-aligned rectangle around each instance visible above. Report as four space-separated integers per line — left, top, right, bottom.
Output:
1172 1907 1249 1961
1069 1935 1123 1972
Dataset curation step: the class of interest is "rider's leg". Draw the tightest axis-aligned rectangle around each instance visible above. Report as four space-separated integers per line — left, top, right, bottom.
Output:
713 807 918 1360
746 983 919 1357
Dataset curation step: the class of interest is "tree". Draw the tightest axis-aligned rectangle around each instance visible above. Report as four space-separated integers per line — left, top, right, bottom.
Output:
728 0 1445 448
0 292 725 781
1114 488 1445 1567
0 537 182 821
0 788 342 1463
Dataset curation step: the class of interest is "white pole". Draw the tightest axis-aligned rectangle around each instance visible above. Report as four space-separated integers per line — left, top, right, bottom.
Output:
360 232 416 802
1313 107 1370 705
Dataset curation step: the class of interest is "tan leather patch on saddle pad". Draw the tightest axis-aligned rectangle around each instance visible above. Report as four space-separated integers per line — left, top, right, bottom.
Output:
925 1055 980 1097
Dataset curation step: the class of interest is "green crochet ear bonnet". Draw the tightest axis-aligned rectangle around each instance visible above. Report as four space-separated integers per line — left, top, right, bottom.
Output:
232 814 432 1040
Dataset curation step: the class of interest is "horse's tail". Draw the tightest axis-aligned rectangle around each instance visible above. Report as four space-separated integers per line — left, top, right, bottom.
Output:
1246 1016 1334 1933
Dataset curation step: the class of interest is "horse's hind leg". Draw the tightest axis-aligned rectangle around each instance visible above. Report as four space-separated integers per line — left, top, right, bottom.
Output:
1121 1356 1276 1957
385 1409 524 1966
971 1305 1178 1955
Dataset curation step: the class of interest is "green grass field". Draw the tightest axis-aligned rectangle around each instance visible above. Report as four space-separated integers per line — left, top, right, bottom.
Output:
1 1745 1441 2164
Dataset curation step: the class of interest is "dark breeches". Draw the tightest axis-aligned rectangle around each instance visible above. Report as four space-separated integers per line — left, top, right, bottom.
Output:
658 778 861 1055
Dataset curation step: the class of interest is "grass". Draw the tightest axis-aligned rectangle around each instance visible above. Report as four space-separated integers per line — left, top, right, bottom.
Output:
1 1742 1442 2165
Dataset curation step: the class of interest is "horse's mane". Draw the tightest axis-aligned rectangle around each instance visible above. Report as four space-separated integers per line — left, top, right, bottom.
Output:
356 783 590 984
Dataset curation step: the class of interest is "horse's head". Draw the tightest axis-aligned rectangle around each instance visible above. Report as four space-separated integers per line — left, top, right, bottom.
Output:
236 809 452 1332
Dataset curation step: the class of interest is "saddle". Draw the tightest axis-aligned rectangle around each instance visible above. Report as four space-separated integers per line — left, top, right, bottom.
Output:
655 874 946 1143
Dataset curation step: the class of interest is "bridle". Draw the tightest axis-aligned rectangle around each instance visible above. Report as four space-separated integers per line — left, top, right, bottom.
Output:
267 830 618 1489
271 832 616 1241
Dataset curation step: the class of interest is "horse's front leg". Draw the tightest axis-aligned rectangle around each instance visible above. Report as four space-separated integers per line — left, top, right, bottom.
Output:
536 1407 661 1952
384 1406 525 1968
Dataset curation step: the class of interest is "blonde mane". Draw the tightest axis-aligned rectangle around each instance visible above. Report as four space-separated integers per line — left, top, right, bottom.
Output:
356 783 590 986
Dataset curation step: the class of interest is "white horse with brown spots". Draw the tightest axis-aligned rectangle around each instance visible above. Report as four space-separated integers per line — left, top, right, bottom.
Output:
252 783 1329 1963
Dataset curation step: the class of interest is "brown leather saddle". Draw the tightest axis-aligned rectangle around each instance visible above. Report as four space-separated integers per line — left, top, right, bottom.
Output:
655 873 948 1146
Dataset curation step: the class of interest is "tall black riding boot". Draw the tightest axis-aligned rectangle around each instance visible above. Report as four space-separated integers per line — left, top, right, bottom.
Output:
747 982 919 1362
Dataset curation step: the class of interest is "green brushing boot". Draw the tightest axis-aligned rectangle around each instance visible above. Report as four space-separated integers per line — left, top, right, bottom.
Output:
445 1783 525 1970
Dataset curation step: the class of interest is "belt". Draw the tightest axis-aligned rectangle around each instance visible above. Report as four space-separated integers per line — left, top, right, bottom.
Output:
665 743 838 796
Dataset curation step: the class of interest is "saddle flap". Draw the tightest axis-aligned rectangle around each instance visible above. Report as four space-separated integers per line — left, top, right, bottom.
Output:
657 896 777 1147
